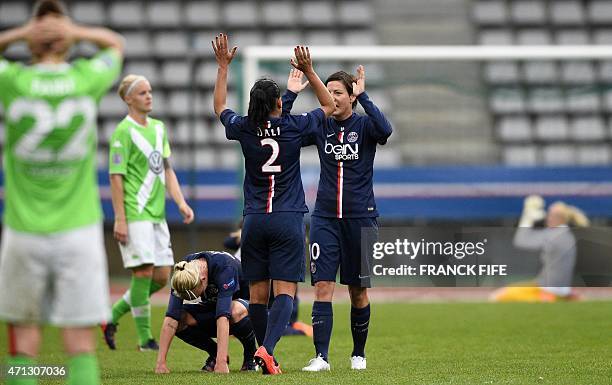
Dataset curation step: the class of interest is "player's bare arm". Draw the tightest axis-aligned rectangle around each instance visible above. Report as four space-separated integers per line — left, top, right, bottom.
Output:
212 33 238 117
110 174 128 245
164 158 194 224
155 316 179 374
290 46 335 117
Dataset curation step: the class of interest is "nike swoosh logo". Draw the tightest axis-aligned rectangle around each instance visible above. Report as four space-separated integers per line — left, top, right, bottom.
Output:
358 275 370 279
326 133 335 138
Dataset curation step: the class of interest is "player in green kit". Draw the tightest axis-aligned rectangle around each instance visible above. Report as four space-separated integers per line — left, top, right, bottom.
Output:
0 1 124 384
102 74 194 351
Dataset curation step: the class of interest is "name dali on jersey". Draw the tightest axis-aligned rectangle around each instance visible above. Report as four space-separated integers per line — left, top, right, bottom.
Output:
325 131 359 161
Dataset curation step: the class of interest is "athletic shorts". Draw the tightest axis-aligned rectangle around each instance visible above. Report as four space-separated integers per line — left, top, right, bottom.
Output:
119 220 174 269
309 216 378 287
183 298 250 335
241 212 306 282
0 223 111 326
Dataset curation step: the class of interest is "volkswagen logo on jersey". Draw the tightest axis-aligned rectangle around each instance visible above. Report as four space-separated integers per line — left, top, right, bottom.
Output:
347 131 358 143
148 150 164 174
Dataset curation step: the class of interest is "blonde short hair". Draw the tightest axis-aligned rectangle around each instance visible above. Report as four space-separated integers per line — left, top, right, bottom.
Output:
550 201 590 228
171 261 200 300
117 74 148 101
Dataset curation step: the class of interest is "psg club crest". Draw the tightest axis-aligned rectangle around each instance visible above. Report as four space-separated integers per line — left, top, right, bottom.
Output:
347 131 358 143
148 150 164 174
310 261 317 274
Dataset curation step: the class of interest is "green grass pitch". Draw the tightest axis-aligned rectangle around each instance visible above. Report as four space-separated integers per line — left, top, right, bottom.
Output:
1 301 611 384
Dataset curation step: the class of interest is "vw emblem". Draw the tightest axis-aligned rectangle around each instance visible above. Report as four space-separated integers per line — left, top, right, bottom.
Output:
148 151 164 174
347 132 358 143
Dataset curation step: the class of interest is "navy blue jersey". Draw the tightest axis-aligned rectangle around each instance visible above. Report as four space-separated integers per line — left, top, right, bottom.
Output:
166 251 242 320
221 108 325 215
283 91 392 218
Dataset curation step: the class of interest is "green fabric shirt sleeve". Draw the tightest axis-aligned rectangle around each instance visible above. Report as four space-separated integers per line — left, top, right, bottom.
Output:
109 126 130 175
0 57 21 106
163 123 171 158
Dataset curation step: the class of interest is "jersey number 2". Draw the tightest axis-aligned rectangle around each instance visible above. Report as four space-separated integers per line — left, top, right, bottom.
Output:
260 138 281 173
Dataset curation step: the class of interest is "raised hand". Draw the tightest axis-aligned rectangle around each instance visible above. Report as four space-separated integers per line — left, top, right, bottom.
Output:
287 68 309 94
352 65 365 97
290 45 313 74
212 33 237 68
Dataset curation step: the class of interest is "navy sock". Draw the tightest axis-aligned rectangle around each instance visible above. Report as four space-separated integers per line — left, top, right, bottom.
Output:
351 304 370 358
230 316 257 361
175 326 217 357
289 295 299 324
312 301 333 361
263 294 293 355
249 303 268 347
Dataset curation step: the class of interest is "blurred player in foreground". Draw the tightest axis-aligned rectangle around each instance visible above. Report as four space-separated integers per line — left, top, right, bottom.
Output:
103 74 194 351
155 251 257 374
283 66 393 371
213 33 334 374
491 195 590 302
0 1 123 384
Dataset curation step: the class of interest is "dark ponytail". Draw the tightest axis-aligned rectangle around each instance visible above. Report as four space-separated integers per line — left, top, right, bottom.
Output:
248 78 280 128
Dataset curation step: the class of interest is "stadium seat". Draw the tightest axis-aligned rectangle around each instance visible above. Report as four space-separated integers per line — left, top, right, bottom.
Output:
124 61 159 86
534 116 569 140
597 61 612 82
300 2 335 27
193 33 217 57
555 29 590 45
472 0 508 24
479 29 514 45
122 32 152 58
3 42 29 60
151 91 168 116
374 147 402 167
490 87 526 113
541 145 576 165
523 61 558 84
170 151 190 169
71 2 106 25
602 89 612 112
587 1 612 24
503 145 538 165
184 1 219 27
576 145 611 165
195 148 215 169
261 1 297 27
593 29 612 45
485 62 520 84
219 148 240 169
528 87 565 113
167 91 191 116
0 2 28 27
338 1 374 26
497 116 532 142
196 61 220 87
147 2 182 27
305 31 341 46
231 31 265 47
99 94 126 117
342 30 378 46
212 121 231 144
516 29 551 45
97 150 108 169
172 119 192 145
222 1 259 28
73 42 99 58
160 61 191 87
102 120 120 145
268 30 303 46
510 1 547 25
153 32 189 57
566 90 601 113
300 147 320 167
108 1 145 27
550 1 585 25
570 116 606 141
561 62 596 84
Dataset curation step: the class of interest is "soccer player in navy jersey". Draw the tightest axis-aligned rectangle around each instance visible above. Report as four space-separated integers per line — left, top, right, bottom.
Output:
155 251 256 374
212 33 334 374
282 66 393 371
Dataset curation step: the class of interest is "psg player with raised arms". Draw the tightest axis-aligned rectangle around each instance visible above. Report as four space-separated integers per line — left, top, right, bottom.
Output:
212 33 334 374
283 66 393 371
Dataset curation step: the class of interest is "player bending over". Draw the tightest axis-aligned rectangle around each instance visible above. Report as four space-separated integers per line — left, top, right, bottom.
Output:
155 251 257 374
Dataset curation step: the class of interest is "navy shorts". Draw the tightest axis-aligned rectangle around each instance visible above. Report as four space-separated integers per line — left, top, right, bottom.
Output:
241 212 306 282
183 298 250 335
309 216 378 287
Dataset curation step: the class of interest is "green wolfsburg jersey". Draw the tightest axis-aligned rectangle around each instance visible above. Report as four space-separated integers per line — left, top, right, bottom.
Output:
109 116 171 222
0 49 121 233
